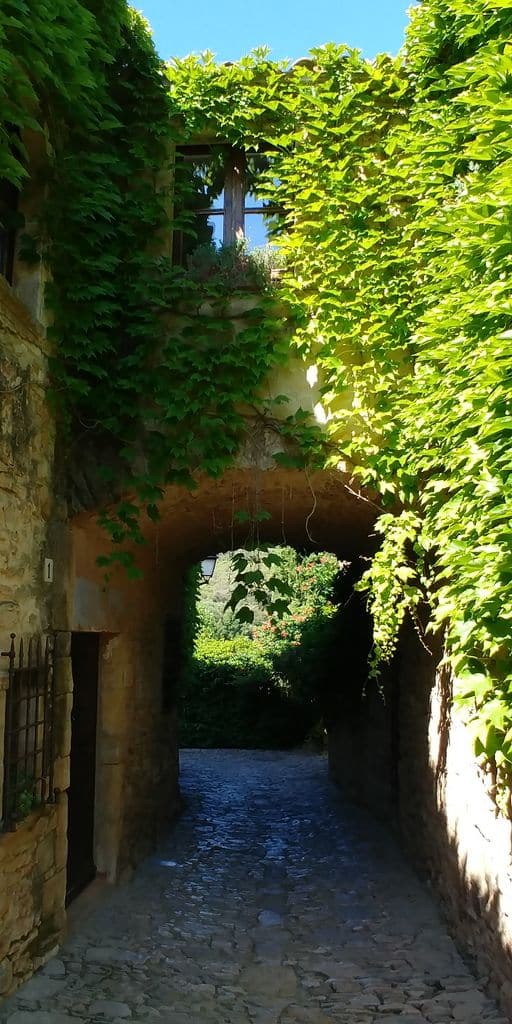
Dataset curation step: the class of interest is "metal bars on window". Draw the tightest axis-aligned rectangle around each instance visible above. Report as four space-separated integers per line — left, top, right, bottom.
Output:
1 633 56 832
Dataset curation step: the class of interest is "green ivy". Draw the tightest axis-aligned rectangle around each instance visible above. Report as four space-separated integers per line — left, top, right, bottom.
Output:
166 10 512 798
3 0 512 800
0 4 297 564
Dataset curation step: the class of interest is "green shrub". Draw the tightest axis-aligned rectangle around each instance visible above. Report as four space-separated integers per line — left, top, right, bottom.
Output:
180 551 344 748
179 635 314 748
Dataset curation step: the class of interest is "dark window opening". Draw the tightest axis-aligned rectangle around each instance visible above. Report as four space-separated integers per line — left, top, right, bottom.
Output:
0 179 18 285
173 145 283 266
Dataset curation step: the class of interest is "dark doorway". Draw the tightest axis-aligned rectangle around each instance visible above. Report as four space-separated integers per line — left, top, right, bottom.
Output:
66 632 100 904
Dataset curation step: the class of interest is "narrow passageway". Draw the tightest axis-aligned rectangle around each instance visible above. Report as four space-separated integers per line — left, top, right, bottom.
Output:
1 751 505 1024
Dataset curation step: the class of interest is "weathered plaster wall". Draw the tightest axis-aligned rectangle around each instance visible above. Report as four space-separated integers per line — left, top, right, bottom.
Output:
70 517 183 882
94 629 179 882
328 621 512 1016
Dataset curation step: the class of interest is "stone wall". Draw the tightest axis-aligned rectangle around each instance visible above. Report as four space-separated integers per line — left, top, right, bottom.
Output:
0 277 56 637
0 274 69 996
328 619 512 1017
0 799 67 998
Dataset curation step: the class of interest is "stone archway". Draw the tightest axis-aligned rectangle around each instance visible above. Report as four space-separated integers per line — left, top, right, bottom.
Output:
67 465 378 883
59 463 512 1010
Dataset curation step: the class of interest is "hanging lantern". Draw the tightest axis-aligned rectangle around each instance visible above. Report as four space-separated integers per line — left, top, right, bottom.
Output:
200 555 217 583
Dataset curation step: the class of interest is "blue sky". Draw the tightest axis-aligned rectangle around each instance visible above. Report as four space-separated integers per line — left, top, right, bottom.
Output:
138 0 413 64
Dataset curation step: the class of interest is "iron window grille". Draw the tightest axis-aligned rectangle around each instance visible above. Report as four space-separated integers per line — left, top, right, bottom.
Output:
172 145 283 266
1 634 56 832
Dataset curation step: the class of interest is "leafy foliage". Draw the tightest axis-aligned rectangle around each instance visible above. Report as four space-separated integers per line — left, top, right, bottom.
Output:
5 0 512 795
0 0 111 187
253 551 343 715
196 551 279 639
182 549 343 747
167 7 512 796
0 2 293 561
179 634 313 749
277 3 512 793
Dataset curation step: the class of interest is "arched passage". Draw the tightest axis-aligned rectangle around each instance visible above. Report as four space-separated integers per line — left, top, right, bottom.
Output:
66 466 377 885
63 461 512 1017
70 466 379 635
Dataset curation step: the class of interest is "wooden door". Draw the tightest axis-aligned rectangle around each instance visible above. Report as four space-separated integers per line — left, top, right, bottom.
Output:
66 633 100 904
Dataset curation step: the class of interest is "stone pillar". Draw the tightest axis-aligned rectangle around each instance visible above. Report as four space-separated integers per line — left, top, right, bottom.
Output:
94 635 130 882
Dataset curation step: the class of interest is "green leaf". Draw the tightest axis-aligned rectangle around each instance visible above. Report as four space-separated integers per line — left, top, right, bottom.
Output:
235 605 254 624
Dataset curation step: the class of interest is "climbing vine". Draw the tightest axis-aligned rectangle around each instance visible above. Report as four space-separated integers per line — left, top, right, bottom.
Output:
1 4 298 570
276 1 512 798
3 0 512 796
165 4 512 798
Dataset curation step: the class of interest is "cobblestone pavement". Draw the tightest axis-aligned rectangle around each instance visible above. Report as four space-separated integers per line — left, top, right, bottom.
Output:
1 749 506 1024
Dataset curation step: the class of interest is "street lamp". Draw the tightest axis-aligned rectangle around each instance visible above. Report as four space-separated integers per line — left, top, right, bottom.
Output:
200 555 217 583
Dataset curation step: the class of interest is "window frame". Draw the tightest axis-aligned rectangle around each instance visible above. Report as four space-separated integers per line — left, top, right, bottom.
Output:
172 144 282 265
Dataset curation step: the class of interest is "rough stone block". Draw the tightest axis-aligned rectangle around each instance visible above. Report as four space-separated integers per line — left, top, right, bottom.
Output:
6 912 35 944
54 693 73 756
39 955 65 979
258 909 282 927
36 833 55 876
89 1000 132 1018
0 958 13 995
284 1009 339 1024
15 974 66 1001
53 632 71 659
52 755 70 795
239 964 297 998
85 947 141 965
41 869 65 916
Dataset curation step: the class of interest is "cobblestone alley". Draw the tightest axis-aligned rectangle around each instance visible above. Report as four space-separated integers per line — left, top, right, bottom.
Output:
0 750 506 1024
